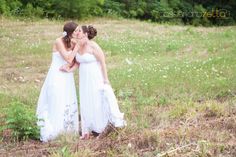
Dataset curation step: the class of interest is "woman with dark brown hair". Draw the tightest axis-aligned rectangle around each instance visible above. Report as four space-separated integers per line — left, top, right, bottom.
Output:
36 22 79 142
62 25 126 140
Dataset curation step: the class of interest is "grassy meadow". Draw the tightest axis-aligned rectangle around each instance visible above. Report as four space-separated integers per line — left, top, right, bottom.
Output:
0 16 236 156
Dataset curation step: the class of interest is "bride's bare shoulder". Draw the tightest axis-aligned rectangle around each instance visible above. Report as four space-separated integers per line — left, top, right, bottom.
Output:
89 41 103 56
54 38 65 48
52 37 63 51
55 37 63 44
90 40 100 49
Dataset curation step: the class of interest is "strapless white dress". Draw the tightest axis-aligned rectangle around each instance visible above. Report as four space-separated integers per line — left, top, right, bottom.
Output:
76 52 126 136
36 51 79 142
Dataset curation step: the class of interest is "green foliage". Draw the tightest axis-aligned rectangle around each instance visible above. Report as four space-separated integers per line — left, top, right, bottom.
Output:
0 0 22 16
51 145 95 157
23 3 44 18
191 4 211 26
102 0 126 17
0 0 235 25
1 101 40 141
59 146 71 157
103 0 236 26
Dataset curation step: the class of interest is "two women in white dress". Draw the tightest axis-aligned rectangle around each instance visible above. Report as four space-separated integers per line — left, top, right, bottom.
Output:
36 22 126 142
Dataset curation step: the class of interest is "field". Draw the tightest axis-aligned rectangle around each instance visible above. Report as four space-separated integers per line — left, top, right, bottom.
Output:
0 16 236 156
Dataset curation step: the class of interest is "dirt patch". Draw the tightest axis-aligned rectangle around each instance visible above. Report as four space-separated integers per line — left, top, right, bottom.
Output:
1 113 236 156
0 140 61 157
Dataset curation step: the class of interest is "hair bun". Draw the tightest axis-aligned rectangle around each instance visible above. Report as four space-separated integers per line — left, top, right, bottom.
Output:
87 25 97 40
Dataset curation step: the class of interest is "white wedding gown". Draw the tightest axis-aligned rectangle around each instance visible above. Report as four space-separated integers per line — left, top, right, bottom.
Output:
76 52 126 136
36 51 79 142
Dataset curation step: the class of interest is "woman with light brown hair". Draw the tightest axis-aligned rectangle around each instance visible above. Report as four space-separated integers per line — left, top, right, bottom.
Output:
36 22 79 142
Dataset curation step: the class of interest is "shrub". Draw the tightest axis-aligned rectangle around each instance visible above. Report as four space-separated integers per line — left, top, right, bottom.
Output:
1 0 236 25
23 3 44 18
0 0 22 16
1 100 40 141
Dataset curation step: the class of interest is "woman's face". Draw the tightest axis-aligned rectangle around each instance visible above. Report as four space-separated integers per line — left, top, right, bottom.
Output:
76 26 86 39
72 26 79 38
79 36 87 45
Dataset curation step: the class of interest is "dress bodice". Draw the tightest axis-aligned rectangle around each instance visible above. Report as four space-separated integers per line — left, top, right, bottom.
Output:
51 51 71 67
75 53 97 64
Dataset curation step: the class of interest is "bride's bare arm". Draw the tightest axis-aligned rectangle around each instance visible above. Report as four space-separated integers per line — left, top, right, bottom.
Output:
68 62 80 72
59 39 79 72
60 60 79 72
55 38 79 64
91 41 109 84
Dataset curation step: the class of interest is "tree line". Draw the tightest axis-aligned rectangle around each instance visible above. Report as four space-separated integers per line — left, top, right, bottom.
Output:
0 0 235 26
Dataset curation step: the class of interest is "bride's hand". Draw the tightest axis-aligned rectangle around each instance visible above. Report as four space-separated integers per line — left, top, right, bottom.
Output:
60 64 70 72
104 80 110 85
72 38 79 44
73 42 80 52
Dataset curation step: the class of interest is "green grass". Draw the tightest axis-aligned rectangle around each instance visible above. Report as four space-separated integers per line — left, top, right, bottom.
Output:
0 16 236 156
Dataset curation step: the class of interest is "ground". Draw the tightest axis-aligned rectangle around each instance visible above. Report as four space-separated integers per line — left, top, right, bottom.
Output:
0 17 235 156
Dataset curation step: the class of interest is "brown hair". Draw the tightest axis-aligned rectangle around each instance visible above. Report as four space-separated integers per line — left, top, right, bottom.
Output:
63 21 78 48
81 25 97 40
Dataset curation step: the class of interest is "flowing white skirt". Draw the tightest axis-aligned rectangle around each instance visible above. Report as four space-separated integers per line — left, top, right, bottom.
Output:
36 60 79 142
79 61 126 136
101 84 127 128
